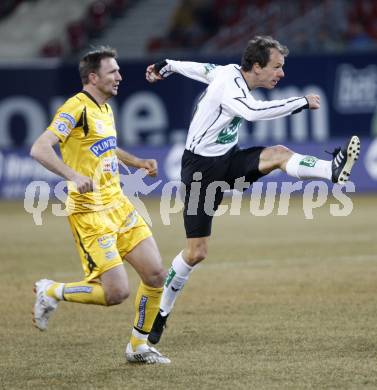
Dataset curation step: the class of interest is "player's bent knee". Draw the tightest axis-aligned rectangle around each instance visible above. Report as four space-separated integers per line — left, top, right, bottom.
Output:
105 287 130 306
268 144 292 157
143 268 167 288
154 268 167 287
262 145 293 170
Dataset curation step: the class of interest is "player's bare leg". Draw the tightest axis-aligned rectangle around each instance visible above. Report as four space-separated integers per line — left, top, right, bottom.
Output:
259 135 360 183
33 265 129 331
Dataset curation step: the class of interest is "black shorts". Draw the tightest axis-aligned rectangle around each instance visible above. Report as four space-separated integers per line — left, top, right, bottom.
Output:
181 145 266 238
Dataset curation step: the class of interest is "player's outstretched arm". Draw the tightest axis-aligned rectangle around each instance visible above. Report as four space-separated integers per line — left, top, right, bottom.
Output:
116 147 158 177
30 130 93 193
146 59 218 84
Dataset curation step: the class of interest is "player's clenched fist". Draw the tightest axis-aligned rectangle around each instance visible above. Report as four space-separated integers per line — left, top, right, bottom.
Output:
140 159 158 177
305 94 320 109
145 60 173 83
146 64 162 83
71 173 94 193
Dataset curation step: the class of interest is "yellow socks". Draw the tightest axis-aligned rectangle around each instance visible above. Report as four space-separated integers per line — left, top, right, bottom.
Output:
46 279 163 349
131 281 163 350
47 281 107 305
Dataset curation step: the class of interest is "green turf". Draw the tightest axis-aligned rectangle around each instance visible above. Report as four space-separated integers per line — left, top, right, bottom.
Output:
1 194 376 389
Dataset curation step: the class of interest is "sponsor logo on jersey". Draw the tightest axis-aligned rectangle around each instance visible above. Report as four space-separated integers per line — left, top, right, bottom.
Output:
53 120 70 137
90 136 117 157
204 63 217 74
105 250 117 260
97 235 115 249
95 120 106 135
103 156 118 175
59 112 76 127
137 296 148 328
216 116 242 144
299 156 318 167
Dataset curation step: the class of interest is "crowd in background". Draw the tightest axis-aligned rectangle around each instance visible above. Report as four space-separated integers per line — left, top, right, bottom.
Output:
1 0 377 58
147 0 377 55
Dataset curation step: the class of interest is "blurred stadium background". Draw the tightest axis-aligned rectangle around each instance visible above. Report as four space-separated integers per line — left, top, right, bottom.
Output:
1 1 377 389
0 0 377 197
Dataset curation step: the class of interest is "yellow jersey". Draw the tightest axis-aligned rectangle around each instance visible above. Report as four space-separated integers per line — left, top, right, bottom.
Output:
47 91 123 213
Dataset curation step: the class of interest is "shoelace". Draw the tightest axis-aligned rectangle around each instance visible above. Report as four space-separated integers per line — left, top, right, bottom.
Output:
325 147 341 158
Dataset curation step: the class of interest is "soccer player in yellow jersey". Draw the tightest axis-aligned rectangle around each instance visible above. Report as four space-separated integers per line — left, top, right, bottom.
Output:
30 46 170 364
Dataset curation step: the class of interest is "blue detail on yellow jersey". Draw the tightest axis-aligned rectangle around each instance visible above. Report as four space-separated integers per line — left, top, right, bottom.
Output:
59 112 76 127
90 136 117 157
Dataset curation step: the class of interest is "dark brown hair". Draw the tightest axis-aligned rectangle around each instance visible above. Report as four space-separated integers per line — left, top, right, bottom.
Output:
79 46 118 84
241 36 289 71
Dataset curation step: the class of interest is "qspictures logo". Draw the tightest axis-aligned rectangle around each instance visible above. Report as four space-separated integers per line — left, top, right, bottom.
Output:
23 160 356 227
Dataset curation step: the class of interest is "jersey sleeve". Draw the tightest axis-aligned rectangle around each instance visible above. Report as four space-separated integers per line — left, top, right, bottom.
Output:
47 97 84 143
222 77 309 121
165 60 221 84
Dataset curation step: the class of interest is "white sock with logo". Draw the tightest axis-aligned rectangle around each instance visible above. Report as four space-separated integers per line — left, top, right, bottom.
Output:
160 251 193 316
285 153 332 180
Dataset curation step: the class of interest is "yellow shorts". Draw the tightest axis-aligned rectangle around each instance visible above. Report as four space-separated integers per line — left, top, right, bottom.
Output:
68 198 152 281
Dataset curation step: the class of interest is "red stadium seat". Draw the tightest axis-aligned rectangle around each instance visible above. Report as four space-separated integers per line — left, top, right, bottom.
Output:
67 20 87 52
40 39 64 58
87 0 109 36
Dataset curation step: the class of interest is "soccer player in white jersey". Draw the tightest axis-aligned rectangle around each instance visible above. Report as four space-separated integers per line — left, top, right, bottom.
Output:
145 35 360 344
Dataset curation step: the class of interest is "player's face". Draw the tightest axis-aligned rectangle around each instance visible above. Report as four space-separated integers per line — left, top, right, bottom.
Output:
95 57 122 98
256 48 285 89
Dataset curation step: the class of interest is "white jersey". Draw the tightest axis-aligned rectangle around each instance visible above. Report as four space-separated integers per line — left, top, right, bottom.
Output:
164 60 308 157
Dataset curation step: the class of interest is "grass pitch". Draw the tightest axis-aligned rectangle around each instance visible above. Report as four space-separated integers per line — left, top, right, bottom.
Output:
1 194 377 389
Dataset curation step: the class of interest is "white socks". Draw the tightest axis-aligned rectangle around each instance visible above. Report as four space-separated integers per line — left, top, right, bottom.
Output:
285 153 332 180
132 328 148 341
160 251 193 316
53 283 64 301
